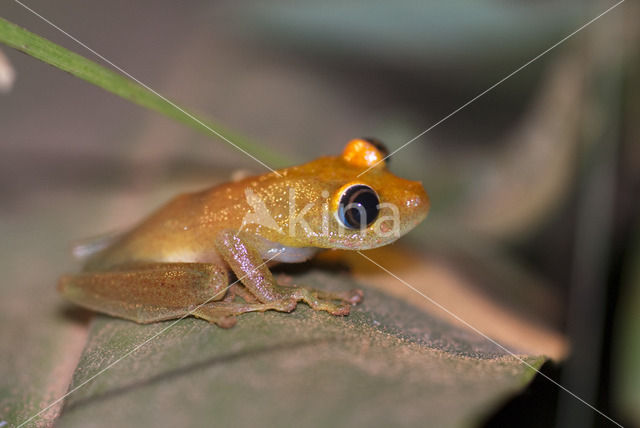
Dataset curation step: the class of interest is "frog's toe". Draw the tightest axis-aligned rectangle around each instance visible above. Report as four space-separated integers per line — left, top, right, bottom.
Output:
282 298 298 312
345 289 364 305
327 302 352 316
306 299 352 316
311 288 364 306
193 309 237 328
193 298 298 327
303 290 353 316
216 315 238 328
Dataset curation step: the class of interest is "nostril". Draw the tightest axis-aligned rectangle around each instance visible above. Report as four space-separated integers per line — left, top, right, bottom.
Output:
406 185 429 211
405 194 423 208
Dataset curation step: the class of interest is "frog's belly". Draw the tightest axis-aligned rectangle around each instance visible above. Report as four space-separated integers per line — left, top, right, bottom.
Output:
261 245 320 263
161 248 225 265
161 244 318 265
251 234 320 263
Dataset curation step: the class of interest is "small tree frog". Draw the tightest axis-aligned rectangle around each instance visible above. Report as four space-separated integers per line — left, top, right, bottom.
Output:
59 139 429 327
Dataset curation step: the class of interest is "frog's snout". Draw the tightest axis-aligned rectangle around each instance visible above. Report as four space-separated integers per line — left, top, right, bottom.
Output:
405 180 430 216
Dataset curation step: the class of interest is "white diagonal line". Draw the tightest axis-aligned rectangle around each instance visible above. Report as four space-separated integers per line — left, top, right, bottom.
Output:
357 0 625 177
356 250 623 427
16 251 284 428
12 0 282 177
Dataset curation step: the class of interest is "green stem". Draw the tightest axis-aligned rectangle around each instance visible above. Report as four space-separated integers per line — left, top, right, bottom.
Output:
0 16 293 168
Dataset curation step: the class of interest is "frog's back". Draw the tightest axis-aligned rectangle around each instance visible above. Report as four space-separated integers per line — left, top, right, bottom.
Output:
82 183 250 271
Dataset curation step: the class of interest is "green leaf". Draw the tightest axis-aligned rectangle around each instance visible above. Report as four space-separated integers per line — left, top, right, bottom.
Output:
54 268 544 428
0 13 552 428
0 16 291 169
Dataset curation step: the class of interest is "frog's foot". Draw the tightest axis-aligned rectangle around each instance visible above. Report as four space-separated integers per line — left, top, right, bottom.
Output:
313 288 364 306
192 298 297 328
275 286 363 316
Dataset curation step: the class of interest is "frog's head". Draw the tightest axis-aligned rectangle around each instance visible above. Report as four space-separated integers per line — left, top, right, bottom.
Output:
250 138 429 250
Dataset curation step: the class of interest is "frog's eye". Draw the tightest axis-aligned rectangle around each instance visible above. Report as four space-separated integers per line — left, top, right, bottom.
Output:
342 138 389 168
361 137 390 163
337 184 380 229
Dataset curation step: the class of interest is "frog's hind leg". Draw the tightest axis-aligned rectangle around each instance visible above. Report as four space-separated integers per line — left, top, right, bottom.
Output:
192 299 297 327
58 263 237 327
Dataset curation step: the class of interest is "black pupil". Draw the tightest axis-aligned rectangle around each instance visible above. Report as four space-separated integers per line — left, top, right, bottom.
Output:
339 185 380 229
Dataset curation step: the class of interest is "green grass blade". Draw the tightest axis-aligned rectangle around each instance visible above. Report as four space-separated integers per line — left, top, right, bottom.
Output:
0 16 292 168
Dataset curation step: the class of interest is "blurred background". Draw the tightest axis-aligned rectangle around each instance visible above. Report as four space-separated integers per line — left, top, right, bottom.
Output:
1 0 638 427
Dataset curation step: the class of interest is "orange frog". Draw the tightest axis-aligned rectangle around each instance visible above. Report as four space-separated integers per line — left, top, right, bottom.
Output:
59 139 429 327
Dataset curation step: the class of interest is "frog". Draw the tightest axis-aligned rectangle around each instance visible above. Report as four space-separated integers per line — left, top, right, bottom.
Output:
58 138 429 328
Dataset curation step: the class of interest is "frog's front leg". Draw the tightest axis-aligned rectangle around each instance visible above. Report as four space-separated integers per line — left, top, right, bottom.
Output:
215 230 363 316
